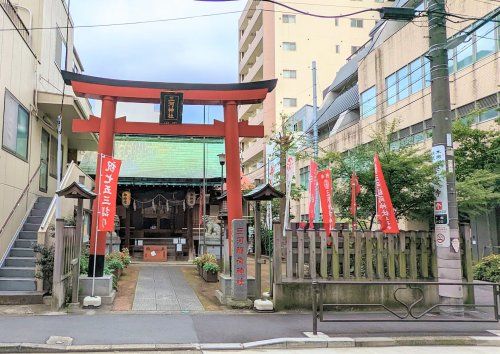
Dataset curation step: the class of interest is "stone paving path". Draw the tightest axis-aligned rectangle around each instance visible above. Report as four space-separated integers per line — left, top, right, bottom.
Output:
132 266 204 312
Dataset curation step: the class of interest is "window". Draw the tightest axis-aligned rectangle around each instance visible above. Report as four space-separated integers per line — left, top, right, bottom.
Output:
39 130 49 192
335 45 340 53
478 107 498 122
360 86 377 118
3 90 29 160
55 28 67 70
283 14 296 23
397 66 409 100
475 21 496 61
351 46 360 54
409 58 423 93
282 42 297 51
49 136 57 178
424 57 431 87
456 35 474 70
299 166 309 190
283 98 297 107
334 18 339 26
386 73 397 106
350 19 363 28
375 0 384 2
283 69 297 79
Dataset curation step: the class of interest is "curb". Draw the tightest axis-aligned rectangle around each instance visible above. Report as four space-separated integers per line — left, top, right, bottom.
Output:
0 336 499 352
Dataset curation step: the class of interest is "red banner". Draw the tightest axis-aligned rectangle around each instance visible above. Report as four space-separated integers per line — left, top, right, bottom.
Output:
317 169 336 236
97 154 121 232
308 160 318 228
350 171 361 216
374 154 399 234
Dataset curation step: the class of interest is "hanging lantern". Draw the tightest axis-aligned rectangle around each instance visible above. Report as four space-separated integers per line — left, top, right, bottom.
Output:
185 189 196 208
122 191 131 208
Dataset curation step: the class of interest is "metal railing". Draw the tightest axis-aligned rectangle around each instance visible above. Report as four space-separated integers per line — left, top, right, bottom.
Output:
0 164 41 237
0 0 31 46
311 280 500 335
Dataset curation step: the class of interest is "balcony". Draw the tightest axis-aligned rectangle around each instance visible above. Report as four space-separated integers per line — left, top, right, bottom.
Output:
239 0 259 29
242 54 263 83
239 102 262 121
241 138 264 164
249 108 264 126
239 8 263 53
239 28 263 74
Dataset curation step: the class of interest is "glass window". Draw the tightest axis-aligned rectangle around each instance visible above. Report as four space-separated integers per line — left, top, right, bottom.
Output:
413 132 425 143
350 19 363 28
478 107 498 122
39 130 49 192
49 136 57 177
283 14 296 23
386 73 397 106
424 57 431 87
299 166 309 190
475 21 496 61
397 66 409 100
360 86 377 118
2 90 29 160
282 42 296 51
283 70 297 79
334 18 339 26
335 45 340 53
55 28 67 70
283 98 297 107
456 36 474 70
410 58 423 94
447 49 455 74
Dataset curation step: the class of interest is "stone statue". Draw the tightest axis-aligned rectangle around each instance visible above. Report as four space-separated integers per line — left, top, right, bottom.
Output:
203 215 221 245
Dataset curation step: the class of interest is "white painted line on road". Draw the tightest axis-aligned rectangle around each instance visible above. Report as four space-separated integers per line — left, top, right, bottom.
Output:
487 330 500 336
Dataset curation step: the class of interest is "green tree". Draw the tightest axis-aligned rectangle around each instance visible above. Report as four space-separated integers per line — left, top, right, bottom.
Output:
453 116 500 218
319 124 439 230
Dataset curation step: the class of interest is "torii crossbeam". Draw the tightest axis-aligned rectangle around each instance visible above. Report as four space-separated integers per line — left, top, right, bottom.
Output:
62 71 277 277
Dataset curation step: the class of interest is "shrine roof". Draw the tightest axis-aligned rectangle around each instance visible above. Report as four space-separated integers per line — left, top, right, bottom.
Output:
79 136 225 185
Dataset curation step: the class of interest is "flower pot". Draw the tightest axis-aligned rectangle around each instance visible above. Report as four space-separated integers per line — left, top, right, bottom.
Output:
197 264 203 276
202 268 218 283
113 268 122 279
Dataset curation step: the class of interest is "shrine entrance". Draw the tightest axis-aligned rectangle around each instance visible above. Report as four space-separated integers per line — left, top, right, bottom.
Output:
63 70 276 276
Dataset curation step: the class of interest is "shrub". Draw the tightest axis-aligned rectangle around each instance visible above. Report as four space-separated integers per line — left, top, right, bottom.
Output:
199 253 217 266
203 262 220 274
473 254 500 283
33 244 54 294
120 248 131 266
193 257 202 266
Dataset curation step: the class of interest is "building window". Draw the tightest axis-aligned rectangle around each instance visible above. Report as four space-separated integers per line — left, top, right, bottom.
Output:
283 69 297 79
334 18 339 26
475 21 496 61
2 90 29 160
283 98 297 107
397 66 409 100
55 28 67 70
49 136 57 178
424 57 431 87
282 42 297 51
409 58 423 93
386 73 397 106
335 45 340 53
299 166 309 190
360 86 377 118
350 19 363 28
351 46 360 54
283 14 296 23
455 35 474 70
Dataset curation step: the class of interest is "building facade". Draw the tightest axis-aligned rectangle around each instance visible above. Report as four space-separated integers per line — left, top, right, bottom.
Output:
237 0 387 180
292 0 499 252
0 0 93 271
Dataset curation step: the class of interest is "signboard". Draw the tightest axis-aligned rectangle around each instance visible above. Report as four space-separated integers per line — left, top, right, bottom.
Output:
318 169 335 236
160 92 183 124
121 191 131 207
185 189 196 208
97 154 121 232
231 219 248 301
432 145 449 247
283 155 295 236
308 160 318 228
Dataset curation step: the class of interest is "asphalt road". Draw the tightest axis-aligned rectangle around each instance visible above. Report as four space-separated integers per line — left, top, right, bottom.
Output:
0 313 499 345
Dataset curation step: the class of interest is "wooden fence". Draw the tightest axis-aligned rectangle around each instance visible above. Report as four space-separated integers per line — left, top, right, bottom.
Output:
273 223 474 283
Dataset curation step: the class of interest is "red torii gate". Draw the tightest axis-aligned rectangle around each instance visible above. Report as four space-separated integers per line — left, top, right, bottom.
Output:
62 71 276 276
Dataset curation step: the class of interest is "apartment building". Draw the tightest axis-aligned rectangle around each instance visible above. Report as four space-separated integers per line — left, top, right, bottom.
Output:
293 0 499 252
0 0 94 295
238 0 386 180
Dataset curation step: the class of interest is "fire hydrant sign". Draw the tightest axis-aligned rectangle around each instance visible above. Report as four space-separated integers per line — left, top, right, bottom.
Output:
97 154 121 232
231 219 248 301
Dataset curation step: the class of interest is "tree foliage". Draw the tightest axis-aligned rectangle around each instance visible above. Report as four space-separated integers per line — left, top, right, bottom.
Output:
318 124 439 230
453 117 500 218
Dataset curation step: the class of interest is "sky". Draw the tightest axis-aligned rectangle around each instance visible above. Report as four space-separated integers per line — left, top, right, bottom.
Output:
70 0 246 123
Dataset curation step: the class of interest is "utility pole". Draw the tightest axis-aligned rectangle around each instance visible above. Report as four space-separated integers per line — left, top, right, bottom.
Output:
428 0 463 305
311 61 320 223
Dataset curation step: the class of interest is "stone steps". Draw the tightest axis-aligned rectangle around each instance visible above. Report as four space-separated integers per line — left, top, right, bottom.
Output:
0 277 37 291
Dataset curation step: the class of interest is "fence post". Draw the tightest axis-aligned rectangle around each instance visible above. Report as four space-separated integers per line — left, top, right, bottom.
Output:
430 231 438 278
320 229 327 278
410 231 418 279
286 225 293 279
354 231 362 278
343 232 351 279
463 225 474 282
376 232 384 279
332 230 340 280
273 223 282 285
51 218 65 310
365 231 374 279
298 228 305 279
398 232 407 279
420 231 429 278
309 230 317 279
387 234 396 279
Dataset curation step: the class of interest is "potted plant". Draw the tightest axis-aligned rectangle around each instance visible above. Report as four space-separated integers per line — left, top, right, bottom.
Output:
202 262 220 283
193 257 202 275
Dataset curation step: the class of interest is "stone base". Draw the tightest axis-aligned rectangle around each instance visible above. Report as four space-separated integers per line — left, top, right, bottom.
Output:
78 275 115 305
254 298 274 312
217 273 256 301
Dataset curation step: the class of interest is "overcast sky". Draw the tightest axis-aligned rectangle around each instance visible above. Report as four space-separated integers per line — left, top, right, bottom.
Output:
71 0 246 123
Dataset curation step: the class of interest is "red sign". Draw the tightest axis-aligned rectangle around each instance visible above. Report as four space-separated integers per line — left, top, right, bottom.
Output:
308 160 318 228
374 154 399 234
317 169 336 236
435 202 443 211
97 154 121 232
